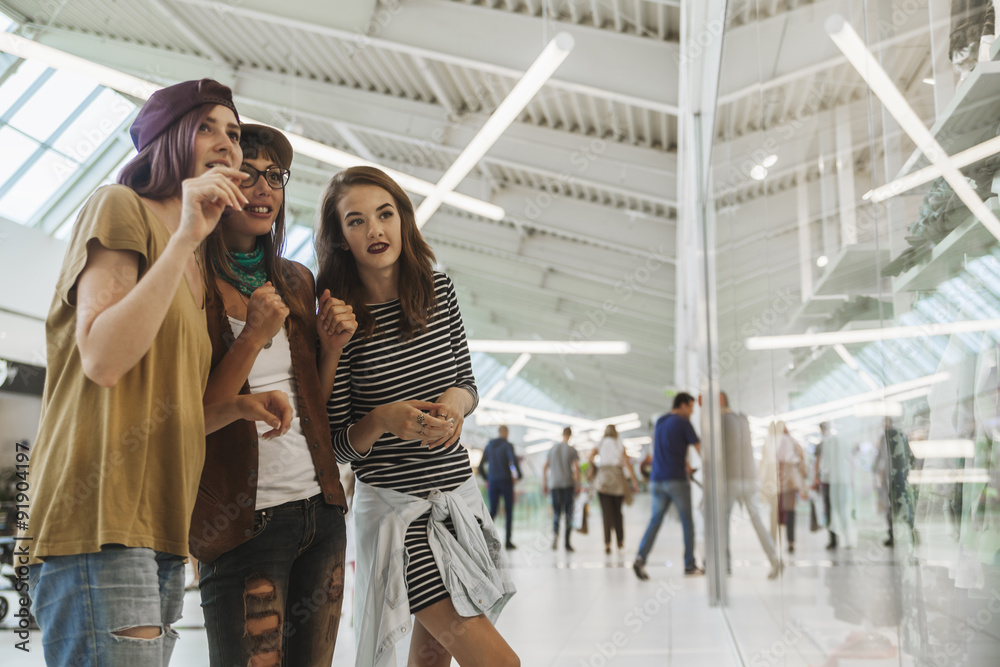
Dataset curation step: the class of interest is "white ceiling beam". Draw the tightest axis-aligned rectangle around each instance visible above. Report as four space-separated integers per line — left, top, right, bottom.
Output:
426 231 674 300
717 0 937 105
29 27 677 203
146 0 230 65
411 54 457 115
170 0 679 114
415 33 575 226
449 270 669 325
330 122 377 162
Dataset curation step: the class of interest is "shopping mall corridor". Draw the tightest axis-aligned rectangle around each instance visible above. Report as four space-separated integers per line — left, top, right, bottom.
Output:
4 487 997 666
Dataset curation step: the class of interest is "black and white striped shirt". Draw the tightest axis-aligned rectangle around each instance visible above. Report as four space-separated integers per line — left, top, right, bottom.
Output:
328 273 479 496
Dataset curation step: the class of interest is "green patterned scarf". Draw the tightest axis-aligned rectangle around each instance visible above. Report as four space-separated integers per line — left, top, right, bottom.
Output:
216 245 266 297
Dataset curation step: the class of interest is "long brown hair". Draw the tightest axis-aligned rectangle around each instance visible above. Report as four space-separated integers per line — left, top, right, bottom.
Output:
201 142 309 322
117 105 215 200
315 166 437 340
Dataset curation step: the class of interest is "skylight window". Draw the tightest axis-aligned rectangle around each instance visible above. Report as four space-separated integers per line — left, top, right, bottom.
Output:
0 53 136 230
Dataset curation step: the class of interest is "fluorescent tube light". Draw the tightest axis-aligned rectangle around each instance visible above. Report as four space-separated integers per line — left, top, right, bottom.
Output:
0 32 159 99
909 439 975 458
746 319 1000 350
772 373 948 423
591 412 641 428
832 344 859 370
833 344 881 390
826 15 1000 244
852 401 902 417
623 436 652 447
468 340 630 354
607 419 642 433
481 352 532 401
414 33 574 227
286 135 505 220
865 135 1000 203
907 469 989 484
505 352 533 379
0 34 505 222
480 400 593 427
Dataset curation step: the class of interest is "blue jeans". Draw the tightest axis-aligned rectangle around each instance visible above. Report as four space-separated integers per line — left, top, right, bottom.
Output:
637 480 695 571
488 479 515 542
198 494 347 667
551 487 575 545
28 545 185 667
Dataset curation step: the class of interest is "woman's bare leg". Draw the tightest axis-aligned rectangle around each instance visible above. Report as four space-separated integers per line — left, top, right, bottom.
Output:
408 598 519 667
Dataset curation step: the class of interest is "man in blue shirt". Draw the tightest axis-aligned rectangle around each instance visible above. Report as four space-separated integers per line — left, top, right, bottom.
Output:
634 392 703 579
479 425 523 549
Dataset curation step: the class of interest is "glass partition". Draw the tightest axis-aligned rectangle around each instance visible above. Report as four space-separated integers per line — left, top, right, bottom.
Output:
710 2 1000 665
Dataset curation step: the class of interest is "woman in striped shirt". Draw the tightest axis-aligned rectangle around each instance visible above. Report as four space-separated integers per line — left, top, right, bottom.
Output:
316 166 518 667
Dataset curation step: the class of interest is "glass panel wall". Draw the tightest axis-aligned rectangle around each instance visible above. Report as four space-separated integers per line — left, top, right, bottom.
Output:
710 2 1000 665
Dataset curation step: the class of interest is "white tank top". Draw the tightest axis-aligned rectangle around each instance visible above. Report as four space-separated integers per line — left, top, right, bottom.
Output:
228 317 321 509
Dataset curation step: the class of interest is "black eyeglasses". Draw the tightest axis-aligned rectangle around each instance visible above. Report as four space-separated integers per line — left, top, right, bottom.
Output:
240 164 290 190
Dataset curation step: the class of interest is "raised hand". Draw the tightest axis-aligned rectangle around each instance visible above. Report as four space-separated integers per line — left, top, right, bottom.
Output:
244 282 289 349
177 166 248 244
317 289 357 352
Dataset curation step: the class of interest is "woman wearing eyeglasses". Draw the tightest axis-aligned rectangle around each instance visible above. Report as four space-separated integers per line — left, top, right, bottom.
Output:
191 124 358 667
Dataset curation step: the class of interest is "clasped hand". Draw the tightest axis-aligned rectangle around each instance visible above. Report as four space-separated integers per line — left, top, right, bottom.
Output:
317 289 357 351
376 400 455 448
243 282 288 348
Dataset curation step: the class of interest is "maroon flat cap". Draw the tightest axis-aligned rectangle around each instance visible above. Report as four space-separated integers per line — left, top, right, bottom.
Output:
129 78 239 152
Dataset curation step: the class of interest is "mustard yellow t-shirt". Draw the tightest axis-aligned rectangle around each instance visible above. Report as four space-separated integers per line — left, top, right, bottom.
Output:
24 185 211 562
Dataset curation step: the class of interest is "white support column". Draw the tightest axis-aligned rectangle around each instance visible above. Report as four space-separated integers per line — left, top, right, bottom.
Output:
797 167 813 302
676 0 727 606
835 104 858 245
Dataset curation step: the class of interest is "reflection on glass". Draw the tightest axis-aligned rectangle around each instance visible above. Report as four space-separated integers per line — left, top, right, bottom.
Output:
712 1 1000 665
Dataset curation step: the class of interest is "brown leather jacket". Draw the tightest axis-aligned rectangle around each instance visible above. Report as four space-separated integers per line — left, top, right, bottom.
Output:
189 259 347 563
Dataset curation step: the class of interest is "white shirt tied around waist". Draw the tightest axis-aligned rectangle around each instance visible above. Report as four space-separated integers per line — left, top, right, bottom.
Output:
352 475 517 667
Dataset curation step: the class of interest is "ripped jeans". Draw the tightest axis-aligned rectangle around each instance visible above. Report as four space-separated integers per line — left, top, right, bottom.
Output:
198 493 347 667
28 545 185 667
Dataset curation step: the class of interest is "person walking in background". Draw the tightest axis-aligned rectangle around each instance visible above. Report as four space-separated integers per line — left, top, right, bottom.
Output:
480 425 524 550
814 421 858 550
721 392 780 579
876 417 916 548
634 393 703 580
813 422 835 549
543 427 581 552
589 424 639 555
777 423 807 554
760 422 781 544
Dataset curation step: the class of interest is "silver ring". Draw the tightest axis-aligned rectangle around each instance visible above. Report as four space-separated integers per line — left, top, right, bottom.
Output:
418 427 426 436
448 417 456 426
417 413 427 426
